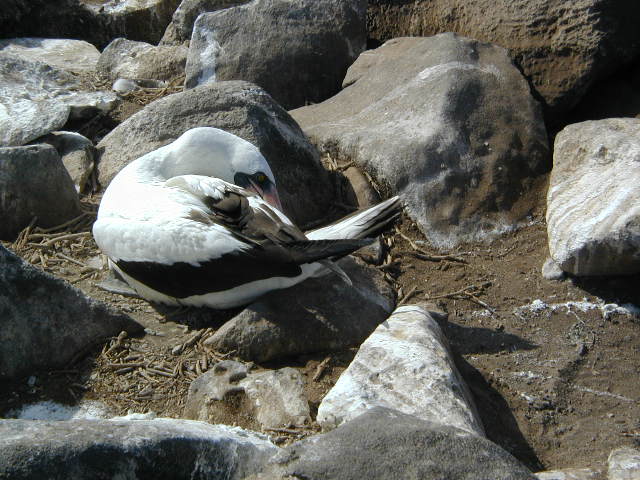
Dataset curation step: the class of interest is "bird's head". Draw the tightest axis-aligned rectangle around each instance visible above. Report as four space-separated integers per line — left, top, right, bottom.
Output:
165 127 283 210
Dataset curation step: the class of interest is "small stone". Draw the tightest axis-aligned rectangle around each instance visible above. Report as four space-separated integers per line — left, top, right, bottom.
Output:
542 257 566 281
113 78 139 94
184 361 310 430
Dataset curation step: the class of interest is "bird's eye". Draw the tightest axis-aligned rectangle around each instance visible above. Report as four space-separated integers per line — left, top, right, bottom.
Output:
256 173 267 183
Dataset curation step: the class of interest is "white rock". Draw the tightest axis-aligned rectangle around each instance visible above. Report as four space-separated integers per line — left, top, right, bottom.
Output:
535 468 603 479
0 55 118 146
547 118 640 276
317 304 484 436
113 78 139 93
0 38 100 73
542 257 565 281
6 400 113 420
608 447 640 480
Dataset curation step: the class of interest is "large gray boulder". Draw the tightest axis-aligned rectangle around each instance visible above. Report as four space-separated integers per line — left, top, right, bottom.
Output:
291 34 549 248
97 38 188 82
261 407 536 480
317 305 484 436
0 55 117 146
96 80 333 227
0 37 100 73
0 245 142 379
367 0 640 118
0 145 82 240
185 361 310 430
547 118 640 276
204 257 395 362
0 418 279 479
185 0 367 109
160 0 252 45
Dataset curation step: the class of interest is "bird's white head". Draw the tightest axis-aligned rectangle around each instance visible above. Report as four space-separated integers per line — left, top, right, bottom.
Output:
163 127 282 209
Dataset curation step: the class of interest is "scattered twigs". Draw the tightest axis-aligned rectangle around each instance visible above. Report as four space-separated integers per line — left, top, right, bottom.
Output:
312 356 332 382
398 285 422 305
395 229 467 264
424 282 495 314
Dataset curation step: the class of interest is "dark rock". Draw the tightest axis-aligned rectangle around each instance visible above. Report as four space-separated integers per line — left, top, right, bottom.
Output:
185 0 367 109
0 145 81 240
366 0 640 119
97 38 188 82
0 0 179 49
261 407 536 480
0 418 279 479
0 245 142 379
96 80 333 227
291 34 549 248
204 257 395 362
35 131 96 193
342 166 380 208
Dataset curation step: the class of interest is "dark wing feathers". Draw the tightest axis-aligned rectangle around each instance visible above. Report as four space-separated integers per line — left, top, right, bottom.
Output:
203 187 370 265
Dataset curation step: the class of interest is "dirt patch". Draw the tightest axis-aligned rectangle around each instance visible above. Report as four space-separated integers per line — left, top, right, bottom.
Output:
2 182 639 472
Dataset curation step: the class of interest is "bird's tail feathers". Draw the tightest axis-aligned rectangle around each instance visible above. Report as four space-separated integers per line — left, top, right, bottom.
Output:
306 196 402 241
287 238 373 266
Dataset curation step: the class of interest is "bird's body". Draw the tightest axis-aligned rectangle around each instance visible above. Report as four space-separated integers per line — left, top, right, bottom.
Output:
93 127 401 309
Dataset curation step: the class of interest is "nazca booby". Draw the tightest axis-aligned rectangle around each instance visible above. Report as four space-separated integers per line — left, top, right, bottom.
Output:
93 127 402 309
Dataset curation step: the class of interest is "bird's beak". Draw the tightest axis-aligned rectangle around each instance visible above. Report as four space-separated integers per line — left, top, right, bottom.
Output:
248 179 283 211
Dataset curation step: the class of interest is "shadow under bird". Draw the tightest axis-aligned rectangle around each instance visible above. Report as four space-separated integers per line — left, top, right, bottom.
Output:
93 127 402 309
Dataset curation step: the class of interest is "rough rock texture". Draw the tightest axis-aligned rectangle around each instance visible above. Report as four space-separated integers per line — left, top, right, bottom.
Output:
547 119 640 276
534 468 604 480
82 0 181 46
291 34 549 248
317 305 484 435
185 361 310 429
161 0 252 45
96 81 333 227
261 407 536 480
0 37 100 73
541 257 566 281
608 447 640 480
0 145 82 240
97 38 187 82
366 0 640 118
0 55 117 146
0 245 142 379
0 418 279 479
0 0 180 49
36 131 96 193
204 257 395 362
185 0 367 109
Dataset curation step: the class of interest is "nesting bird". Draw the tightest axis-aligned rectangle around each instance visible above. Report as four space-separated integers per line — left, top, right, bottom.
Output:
93 127 401 309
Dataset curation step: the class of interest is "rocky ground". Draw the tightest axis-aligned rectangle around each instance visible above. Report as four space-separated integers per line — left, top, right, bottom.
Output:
2 0 640 478
1 177 638 473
